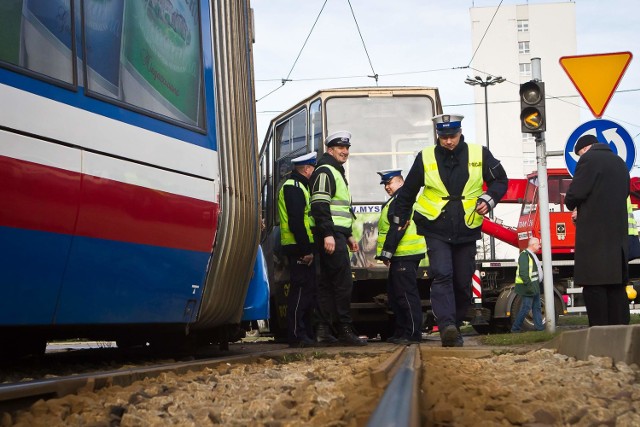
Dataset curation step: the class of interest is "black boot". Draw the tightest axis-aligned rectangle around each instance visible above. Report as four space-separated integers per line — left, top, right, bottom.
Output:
441 325 463 347
315 323 338 345
337 324 367 346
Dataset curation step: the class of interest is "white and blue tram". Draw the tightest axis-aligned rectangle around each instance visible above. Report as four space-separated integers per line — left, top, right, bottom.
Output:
259 86 442 339
0 0 268 355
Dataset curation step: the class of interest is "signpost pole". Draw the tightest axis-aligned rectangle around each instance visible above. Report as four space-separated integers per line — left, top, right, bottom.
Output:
531 57 556 333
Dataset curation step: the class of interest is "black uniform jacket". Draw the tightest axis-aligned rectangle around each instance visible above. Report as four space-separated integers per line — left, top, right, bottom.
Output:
395 136 508 244
309 152 353 239
565 143 629 285
281 170 314 257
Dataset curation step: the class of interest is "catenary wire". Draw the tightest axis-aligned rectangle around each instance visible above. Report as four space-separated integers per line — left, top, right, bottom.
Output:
346 0 378 84
255 0 329 103
467 0 504 67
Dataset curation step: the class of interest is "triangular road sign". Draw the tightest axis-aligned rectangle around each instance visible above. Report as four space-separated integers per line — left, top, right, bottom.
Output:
559 51 632 118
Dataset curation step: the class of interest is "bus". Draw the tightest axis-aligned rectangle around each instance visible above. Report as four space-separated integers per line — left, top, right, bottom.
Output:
0 0 268 356
259 86 443 339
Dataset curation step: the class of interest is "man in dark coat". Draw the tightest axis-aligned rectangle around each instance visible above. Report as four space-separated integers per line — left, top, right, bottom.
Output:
565 134 630 326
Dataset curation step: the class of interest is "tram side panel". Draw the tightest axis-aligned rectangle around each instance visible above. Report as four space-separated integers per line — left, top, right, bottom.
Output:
0 134 81 325
0 0 263 344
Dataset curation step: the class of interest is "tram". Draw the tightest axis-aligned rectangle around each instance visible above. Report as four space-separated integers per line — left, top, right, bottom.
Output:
0 0 268 355
260 86 443 339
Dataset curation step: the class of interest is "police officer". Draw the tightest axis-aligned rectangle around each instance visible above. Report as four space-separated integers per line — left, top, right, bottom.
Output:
310 131 367 346
278 151 318 347
394 114 508 347
375 169 427 344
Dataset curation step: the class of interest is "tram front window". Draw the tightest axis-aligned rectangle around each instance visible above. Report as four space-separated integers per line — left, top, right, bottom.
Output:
325 95 435 203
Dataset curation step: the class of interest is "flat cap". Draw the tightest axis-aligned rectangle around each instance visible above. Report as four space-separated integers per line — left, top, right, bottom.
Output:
377 169 402 184
433 113 464 136
291 151 317 166
325 131 351 147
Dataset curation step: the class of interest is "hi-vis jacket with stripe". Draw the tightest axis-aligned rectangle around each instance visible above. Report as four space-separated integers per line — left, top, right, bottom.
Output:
309 152 355 238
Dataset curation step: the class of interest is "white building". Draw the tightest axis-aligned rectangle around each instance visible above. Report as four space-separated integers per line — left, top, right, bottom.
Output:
469 2 579 179
468 2 579 259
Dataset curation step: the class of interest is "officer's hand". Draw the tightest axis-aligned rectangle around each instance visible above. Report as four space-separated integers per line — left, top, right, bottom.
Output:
347 236 359 252
397 219 410 231
301 254 314 266
324 236 336 255
571 209 577 224
375 255 391 267
475 200 489 216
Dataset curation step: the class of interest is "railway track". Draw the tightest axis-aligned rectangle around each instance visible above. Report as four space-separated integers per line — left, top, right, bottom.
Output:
2 338 638 426
0 343 419 426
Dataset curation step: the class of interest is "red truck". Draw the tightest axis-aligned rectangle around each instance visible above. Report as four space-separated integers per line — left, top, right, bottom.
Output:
472 168 640 333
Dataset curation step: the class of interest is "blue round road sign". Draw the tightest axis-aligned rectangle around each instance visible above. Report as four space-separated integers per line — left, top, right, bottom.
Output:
564 119 635 177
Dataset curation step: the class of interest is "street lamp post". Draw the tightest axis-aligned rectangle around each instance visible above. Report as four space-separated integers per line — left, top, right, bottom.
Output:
465 75 506 260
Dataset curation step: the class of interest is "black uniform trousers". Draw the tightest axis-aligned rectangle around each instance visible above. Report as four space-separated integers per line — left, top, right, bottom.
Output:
314 232 354 327
286 255 317 343
582 284 630 326
426 238 476 329
388 259 422 340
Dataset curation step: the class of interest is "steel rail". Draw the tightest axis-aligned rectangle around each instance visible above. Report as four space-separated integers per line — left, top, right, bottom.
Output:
0 348 288 413
367 344 422 427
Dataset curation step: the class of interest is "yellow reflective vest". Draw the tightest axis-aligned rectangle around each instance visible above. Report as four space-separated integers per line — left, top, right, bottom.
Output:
309 164 353 231
515 250 540 296
376 198 426 258
414 144 484 229
627 197 638 236
278 178 314 246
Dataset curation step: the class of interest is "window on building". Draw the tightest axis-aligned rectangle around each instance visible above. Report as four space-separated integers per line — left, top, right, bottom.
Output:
519 63 531 76
522 133 536 144
518 41 530 54
517 20 529 32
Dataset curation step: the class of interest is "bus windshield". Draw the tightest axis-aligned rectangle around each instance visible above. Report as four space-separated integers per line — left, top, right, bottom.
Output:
325 95 435 203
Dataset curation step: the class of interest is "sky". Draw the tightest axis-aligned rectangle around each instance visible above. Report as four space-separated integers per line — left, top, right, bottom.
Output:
251 0 639 149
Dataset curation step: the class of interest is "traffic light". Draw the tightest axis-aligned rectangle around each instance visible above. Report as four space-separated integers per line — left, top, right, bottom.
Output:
519 80 546 133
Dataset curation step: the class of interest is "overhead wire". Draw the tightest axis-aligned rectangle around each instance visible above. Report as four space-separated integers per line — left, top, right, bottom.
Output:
255 65 464 83
255 2 639 133
467 0 504 66
256 0 328 103
466 65 640 134
346 0 378 84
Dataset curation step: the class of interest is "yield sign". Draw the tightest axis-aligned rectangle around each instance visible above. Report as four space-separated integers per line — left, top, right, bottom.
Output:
559 51 632 118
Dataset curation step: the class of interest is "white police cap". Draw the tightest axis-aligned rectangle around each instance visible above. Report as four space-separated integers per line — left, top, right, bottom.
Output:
377 169 403 184
433 114 464 136
324 131 351 147
291 151 317 166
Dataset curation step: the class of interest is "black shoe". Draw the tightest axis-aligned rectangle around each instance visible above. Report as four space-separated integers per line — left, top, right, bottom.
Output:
337 324 367 346
386 335 402 343
441 325 459 347
391 336 421 345
316 324 338 345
